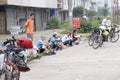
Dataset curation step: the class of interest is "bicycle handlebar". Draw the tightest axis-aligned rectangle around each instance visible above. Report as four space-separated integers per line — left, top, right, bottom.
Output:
2 36 16 47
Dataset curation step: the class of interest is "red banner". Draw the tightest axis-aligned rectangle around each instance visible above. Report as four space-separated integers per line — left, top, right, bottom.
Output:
72 17 80 28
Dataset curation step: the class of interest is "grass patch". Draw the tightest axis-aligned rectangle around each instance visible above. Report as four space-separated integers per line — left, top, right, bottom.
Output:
27 52 46 62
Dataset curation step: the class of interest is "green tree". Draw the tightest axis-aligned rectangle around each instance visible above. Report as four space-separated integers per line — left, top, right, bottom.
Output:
103 3 109 16
97 4 109 16
86 10 96 17
73 6 84 17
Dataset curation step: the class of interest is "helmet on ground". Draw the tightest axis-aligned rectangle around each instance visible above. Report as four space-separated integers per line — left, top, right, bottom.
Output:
74 41 79 45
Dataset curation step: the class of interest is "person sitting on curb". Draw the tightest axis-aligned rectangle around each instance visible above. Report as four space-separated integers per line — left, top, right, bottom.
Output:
36 35 56 55
48 32 67 50
71 30 81 44
62 32 73 47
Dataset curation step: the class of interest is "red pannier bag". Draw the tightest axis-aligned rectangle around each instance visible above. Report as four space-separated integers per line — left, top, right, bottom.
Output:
16 36 33 48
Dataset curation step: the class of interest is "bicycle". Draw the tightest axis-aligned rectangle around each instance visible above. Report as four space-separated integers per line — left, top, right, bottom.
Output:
89 26 120 49
2 36 30 80
109 27 119 42
88 27 100 46
92 28 103 49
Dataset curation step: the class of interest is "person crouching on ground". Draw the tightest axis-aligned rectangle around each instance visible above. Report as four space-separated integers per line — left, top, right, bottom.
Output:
36 35 55 55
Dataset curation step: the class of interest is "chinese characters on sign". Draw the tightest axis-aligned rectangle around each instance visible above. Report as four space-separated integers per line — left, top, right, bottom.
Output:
72 17 80 28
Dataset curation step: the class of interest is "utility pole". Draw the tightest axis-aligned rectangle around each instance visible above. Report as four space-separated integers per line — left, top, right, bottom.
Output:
68 0 72 26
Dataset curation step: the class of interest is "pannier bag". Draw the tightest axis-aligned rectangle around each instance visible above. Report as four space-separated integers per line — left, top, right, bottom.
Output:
16 36 33 48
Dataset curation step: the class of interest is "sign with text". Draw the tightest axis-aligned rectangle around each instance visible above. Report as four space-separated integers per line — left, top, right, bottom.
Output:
72 17 80 28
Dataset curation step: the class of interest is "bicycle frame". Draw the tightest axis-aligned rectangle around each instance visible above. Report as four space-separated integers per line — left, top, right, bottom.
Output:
4 49 20 80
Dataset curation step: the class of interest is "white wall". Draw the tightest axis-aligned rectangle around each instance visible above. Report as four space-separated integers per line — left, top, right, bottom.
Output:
72 0 81 9
46 0 57 8
62 0 68 10
7 0 30 6
7 0 57 8
30 0 46 8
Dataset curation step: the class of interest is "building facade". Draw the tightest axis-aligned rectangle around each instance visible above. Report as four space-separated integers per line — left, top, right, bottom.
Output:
55 0 69 23
0 0 57 34
59 0 69 22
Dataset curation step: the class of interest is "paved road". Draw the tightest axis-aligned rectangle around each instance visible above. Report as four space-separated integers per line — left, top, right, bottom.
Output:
20 37 120 80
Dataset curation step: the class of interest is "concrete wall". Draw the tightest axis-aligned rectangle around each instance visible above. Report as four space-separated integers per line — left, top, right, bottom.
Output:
4 0 57 8
0 12 6 34
35 8 49 31
5 6 49 33
0 0 7 5
35 9 42 31
6 6 17 31
7 0 30 6
46 0 57 8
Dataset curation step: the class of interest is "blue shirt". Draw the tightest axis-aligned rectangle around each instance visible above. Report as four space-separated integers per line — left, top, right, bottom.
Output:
49 37 56 43
49 37 62 43
55 38 62 42
36 40 44 48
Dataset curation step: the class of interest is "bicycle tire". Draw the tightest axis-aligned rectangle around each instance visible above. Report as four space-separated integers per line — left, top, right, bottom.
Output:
0 69 11 80
110 32 119 43
92 35 103 49
11 69 20 80
99 36 103 47
88 35 94 46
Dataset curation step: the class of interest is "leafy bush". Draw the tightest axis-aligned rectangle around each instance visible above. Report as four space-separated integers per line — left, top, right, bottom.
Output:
47 16 60 29
78 16 105 33
60 22 73 34
61 20 92 33
78 20 92 33
90 16 102 27
60 16 103 34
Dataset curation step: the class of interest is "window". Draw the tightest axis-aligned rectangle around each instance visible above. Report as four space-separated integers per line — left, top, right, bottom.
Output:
0 6 5 12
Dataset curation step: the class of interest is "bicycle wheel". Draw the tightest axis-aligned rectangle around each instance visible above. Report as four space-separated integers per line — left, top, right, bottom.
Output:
110 32 119 43
99 36 103 47
88 35 94 46
0 69 11 80
92 36 103 49
11 69 20 80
